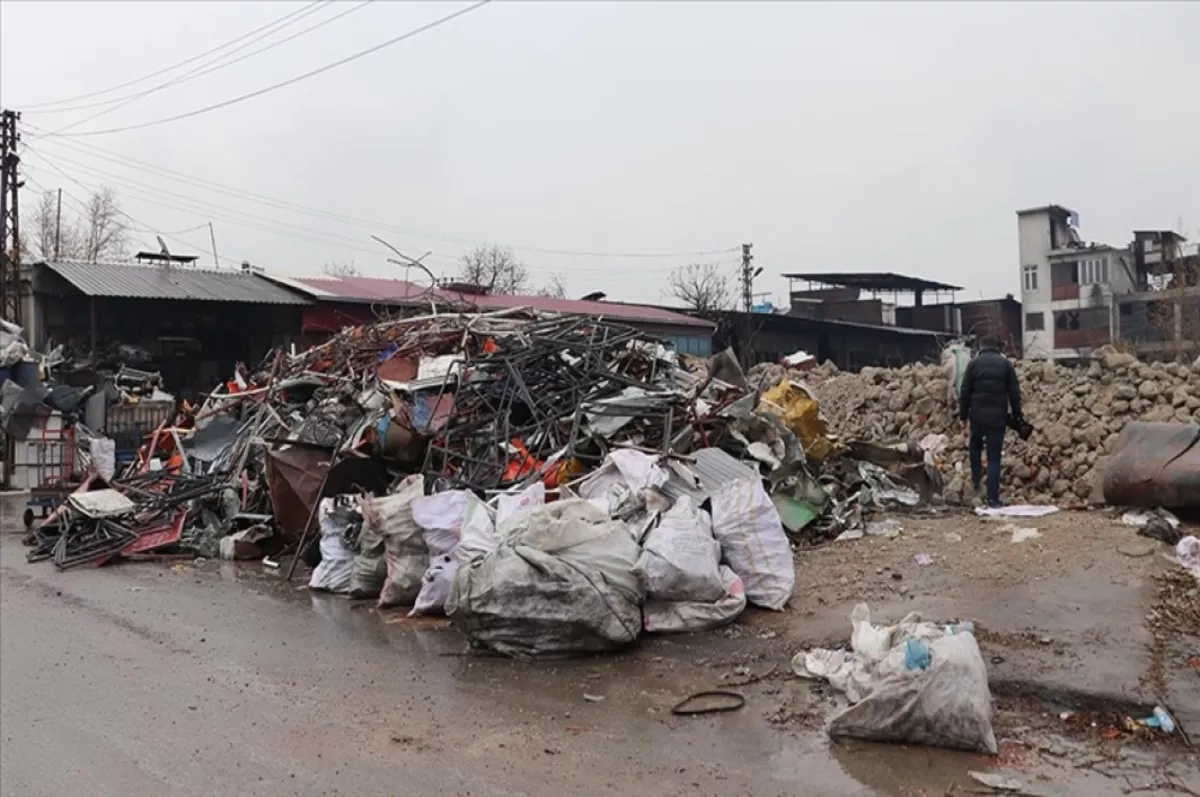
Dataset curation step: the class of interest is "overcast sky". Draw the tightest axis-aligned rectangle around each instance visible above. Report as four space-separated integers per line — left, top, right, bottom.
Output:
1 1 1197 306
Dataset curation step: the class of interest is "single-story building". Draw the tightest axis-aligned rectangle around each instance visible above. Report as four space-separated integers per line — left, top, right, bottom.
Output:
26 257 310 400
261 274 717 356
708 309 946 370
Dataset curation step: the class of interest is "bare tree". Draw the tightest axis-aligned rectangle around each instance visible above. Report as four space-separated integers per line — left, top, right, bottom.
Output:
667 262 732 312
457 243 528 294
79 185 128 263
25 190 82 261
536 272 568 299
323 259 359 277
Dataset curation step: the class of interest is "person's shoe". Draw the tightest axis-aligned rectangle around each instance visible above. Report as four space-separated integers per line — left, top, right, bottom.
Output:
986 499 1006 509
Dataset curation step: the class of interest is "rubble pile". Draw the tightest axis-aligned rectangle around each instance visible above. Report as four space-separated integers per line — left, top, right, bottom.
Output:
800 349 1200 504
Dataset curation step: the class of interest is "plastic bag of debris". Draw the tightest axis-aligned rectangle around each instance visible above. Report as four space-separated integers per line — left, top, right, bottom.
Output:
309 498 357 593
407 490 471 615
495 481 545 535
709 478 795 610
350 503 387 600
792 604 997 754
634 496 725 602
410 554 459 617
456 493 497 563
446 498 644 658
643 565 746 634
369 475 429 607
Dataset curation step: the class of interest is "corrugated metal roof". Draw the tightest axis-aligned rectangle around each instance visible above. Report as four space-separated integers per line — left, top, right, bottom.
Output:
40 260 311 305
284 275 713 330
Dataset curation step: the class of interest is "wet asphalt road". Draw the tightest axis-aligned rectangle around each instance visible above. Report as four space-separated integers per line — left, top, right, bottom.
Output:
0 497 1177 797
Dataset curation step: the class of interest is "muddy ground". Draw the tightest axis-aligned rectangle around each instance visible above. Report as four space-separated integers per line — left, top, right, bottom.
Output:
2 496 1197 797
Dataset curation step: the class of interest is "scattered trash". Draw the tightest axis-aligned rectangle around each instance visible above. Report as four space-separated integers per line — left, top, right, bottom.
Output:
913 553 933 566
1177 536 1200 578
1009 527 1041 544
671 690 746 716
975 505 1059 518
865 518 903 538
1140 705 1177 734
582 694 606 703
791 604 996 753
967 771 1023 792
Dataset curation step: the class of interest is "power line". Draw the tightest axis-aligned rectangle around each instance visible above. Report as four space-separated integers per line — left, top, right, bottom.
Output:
39 1 373 136
22 170 234 266
18 2 329 110
43 1 493 138
22 127 740 260
23 152 734 277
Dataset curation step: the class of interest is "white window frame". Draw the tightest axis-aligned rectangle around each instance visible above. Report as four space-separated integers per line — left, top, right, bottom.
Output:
1080 257 1108 285
1022 265 1039 292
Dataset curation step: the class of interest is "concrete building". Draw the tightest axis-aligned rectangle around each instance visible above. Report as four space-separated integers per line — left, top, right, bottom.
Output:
1017 205 1197 362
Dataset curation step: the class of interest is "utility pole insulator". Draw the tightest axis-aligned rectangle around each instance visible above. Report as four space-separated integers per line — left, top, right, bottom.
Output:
0 108 23 326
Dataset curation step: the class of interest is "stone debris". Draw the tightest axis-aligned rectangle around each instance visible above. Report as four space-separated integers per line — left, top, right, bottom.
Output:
753 347 1200 505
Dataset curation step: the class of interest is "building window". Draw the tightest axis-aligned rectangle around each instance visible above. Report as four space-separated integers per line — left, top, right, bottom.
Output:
1025 312 1044 331
1080 257 1108 285
1022 265 1038 292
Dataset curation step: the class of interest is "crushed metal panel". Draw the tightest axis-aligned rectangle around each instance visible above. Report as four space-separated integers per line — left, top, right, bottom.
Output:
662 447 759 503
67 488 137 518
265 446 331 543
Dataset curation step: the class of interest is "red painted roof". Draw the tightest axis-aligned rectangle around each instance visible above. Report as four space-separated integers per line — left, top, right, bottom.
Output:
285 275 713 330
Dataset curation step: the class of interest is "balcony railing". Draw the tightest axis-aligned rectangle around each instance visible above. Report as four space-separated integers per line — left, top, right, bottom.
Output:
1051 284 1081 300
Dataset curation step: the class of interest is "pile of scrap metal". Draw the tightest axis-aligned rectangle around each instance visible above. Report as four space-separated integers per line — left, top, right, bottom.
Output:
24 473 236 569
20 307 935 650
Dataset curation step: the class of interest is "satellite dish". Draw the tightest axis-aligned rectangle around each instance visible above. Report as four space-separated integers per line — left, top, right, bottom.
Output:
156 236 171 257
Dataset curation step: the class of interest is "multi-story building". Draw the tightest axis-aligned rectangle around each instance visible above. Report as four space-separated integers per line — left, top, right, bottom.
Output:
1018 205 1198 362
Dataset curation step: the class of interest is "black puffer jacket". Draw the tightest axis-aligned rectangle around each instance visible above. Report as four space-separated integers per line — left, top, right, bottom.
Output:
958 348 1022 430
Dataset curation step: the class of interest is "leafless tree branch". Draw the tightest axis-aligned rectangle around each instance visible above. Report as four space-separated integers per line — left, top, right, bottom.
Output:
323 259 359 277
457 243 528 294
536 272 568 299
667 262 732 312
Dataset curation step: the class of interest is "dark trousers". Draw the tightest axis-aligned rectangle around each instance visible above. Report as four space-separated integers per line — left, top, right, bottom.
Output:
969 424 1005 504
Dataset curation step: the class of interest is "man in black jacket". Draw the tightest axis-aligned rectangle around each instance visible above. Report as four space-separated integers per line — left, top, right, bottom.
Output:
957 336 1022 507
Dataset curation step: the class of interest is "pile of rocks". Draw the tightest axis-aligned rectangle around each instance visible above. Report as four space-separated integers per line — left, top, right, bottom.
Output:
799 350 1200 505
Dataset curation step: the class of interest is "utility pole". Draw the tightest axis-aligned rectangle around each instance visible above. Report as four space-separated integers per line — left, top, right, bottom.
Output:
739 242 755 364
54 188 63 260
208 222 219 268
0 108 22 325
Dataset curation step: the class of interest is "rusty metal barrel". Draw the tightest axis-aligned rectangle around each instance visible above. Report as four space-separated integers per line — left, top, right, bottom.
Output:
1102 422 1200 509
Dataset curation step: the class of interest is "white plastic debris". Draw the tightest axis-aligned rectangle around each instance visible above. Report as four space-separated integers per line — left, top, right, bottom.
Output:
1010 527 1041 543
634 496 724 603
975 504 1059 518
308 498 357 594
790 604 997 754
709 478 795 611
447 499 644 658
369 475 429 608
1178 535 1200 578
642 566 747 634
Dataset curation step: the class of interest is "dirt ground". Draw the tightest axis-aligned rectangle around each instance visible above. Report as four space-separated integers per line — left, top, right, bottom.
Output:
4 497 1198 797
